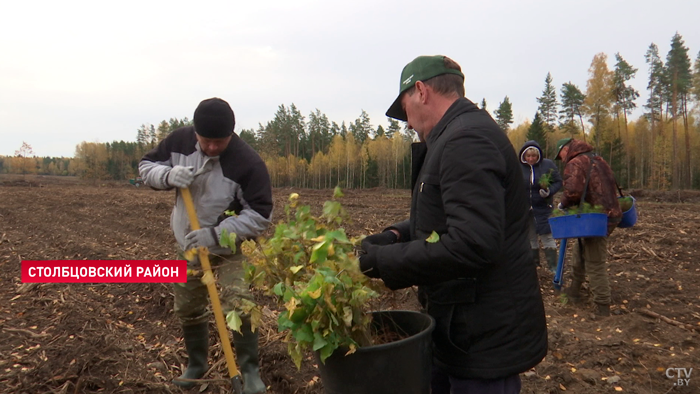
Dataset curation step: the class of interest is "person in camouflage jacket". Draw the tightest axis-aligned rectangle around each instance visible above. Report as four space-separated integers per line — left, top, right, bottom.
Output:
556 138 622 317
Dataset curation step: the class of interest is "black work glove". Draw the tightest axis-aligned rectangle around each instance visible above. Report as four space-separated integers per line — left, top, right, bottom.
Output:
359 245 380 278
361 231 398 251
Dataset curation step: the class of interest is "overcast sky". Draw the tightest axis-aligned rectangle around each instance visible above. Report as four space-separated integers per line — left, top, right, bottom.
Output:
1 0 698 158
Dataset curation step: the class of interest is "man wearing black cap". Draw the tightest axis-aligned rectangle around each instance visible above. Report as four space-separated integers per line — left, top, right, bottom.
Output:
139 98 271 393
359 56 547 393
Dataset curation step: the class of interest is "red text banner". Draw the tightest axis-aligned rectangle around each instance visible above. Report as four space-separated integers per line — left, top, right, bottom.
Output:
21 260 187 283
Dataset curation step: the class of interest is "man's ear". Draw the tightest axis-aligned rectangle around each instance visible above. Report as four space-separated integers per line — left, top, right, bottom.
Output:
415 81 429 104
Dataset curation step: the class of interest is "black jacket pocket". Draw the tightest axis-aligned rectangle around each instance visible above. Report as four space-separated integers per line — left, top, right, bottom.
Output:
415 174 447 234
424 278 477 305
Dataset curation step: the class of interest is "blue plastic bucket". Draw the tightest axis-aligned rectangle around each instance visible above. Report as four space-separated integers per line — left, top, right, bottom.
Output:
548 213 608 239
618 196 637 228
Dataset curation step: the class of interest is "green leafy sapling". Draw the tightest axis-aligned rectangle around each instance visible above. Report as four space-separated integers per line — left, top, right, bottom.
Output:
240 187 381 368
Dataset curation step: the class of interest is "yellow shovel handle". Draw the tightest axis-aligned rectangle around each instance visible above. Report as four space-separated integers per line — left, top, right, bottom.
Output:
180 187 241 380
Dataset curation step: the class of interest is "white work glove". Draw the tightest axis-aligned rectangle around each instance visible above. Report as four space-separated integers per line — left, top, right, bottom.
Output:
184 227 218 250
539 188 550 198
167 165 194 188
557 202 564 211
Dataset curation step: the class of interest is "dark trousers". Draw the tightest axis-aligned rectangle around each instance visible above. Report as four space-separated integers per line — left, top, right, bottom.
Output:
432 367 521 394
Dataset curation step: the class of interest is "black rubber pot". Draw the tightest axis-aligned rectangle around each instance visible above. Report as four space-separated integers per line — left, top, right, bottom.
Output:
316 310 435 394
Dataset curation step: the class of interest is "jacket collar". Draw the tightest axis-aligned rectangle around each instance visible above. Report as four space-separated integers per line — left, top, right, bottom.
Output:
425 97 478 148
563 139 594 163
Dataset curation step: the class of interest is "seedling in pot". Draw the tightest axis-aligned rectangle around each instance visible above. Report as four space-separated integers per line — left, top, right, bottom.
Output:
240 187 384 369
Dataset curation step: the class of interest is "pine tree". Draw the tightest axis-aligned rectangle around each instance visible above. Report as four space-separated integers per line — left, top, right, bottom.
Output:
644 43 665 126
386 118 401 138
644 43 665 189
375 125 386 138
157 120 170 143
692 51 700 102
613 53 640 127
349 110 372 144
239 129 257 150
665 33 693 189
308 109 331 158
494 96 513 132
340 121 348 138
289 104 306 159
526 112 547 150
559 82 586 139
330 121 340 138
263 104 306 158
136 124 150 146
613 53 639 188
537 72 559 131
148 124 156 148
536 72 559 156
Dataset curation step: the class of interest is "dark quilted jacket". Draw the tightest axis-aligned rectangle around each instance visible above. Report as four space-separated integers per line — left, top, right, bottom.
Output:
374 98 547 380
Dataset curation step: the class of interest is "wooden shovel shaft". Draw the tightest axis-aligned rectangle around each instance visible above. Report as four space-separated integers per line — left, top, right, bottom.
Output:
180 187 242 384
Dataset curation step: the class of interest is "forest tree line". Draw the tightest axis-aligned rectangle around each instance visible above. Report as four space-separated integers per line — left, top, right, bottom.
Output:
3 33 700 190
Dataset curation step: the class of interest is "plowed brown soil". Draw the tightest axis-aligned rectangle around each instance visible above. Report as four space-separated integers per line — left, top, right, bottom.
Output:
1 174 698 394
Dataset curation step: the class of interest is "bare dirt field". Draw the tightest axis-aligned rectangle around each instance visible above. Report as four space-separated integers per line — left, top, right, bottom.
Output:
1 174 699 394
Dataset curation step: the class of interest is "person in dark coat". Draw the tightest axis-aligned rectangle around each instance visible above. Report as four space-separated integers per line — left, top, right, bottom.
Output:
519 140 562 272
359 55 547 394
556 138 622 317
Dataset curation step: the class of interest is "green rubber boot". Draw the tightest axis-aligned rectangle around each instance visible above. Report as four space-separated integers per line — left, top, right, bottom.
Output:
233 318 266 394
174 322 209 388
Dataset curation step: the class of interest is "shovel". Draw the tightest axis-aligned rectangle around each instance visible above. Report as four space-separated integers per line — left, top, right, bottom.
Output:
180 187 244 394
552 238 567 291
